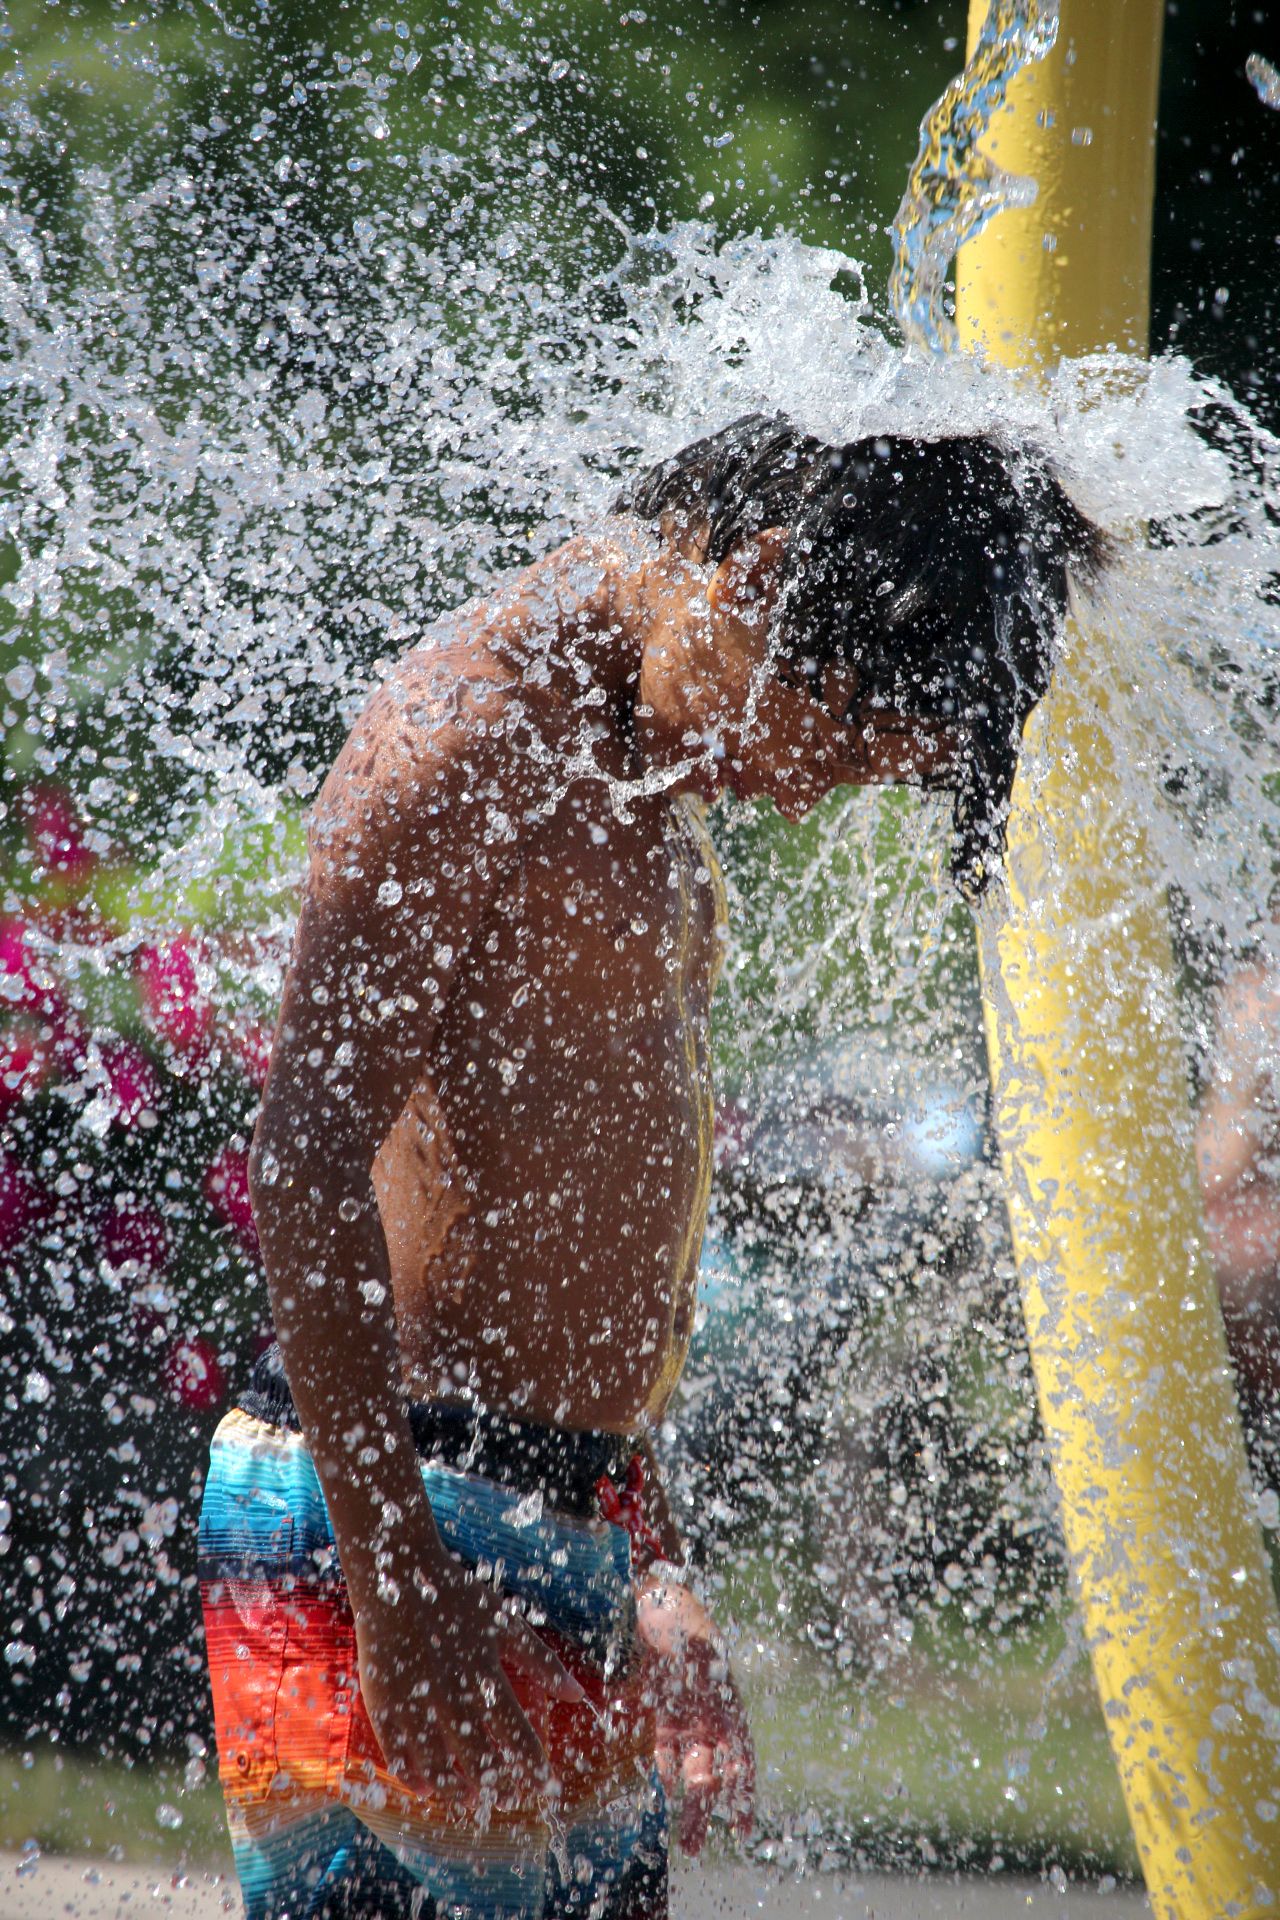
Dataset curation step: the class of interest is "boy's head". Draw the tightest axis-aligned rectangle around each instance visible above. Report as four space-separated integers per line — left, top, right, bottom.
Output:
615 413 1105 896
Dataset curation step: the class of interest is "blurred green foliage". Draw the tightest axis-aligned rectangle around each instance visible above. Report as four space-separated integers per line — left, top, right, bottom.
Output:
3 0 956 264
713 786 980 1080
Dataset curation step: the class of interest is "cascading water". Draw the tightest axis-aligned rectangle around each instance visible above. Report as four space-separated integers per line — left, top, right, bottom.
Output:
889 0 1059 354
0 0 1278 1902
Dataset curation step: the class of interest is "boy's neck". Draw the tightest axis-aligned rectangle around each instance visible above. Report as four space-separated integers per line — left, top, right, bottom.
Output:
544 525 716 798
487 521 722 807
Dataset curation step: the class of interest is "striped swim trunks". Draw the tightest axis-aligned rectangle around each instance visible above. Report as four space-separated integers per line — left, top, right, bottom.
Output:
199 1354 666 1920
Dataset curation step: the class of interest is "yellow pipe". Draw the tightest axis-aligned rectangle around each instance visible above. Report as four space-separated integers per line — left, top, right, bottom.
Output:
957 1 1163 362
956 4 1280 1915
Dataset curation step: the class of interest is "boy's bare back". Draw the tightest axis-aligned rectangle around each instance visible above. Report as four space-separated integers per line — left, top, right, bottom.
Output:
368 678 724 1433
283 534 721 1435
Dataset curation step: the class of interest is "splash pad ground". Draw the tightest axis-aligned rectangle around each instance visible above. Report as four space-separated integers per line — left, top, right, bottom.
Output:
0 1850 1150 1918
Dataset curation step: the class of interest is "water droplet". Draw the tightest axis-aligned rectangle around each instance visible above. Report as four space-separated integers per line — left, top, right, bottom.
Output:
1246 51 1280 109
155 1803 183 1830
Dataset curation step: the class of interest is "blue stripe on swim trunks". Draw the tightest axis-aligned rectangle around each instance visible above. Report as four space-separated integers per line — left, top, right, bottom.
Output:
227 1773 667 1920
199 1408 637 1656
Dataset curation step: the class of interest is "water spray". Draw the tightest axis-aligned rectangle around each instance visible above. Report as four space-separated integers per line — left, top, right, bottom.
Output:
892 1 1280 1911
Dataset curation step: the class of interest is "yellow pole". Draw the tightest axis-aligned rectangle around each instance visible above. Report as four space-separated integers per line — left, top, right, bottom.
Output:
956 5 1280 1916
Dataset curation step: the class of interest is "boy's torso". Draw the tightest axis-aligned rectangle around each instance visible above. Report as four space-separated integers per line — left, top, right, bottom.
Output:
373 771 723 1434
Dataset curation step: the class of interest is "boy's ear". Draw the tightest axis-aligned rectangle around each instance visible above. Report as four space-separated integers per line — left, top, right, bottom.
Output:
707 525 788 617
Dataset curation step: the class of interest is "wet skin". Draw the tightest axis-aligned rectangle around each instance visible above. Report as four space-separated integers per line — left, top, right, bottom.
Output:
373 777 720 1428
249 515 955 1838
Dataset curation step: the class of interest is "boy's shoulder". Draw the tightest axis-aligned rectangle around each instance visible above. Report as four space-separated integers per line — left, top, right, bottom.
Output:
367 519 647 723
306 517 667 880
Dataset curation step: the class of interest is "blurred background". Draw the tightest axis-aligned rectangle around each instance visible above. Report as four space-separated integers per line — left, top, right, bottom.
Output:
1 0 1279 1889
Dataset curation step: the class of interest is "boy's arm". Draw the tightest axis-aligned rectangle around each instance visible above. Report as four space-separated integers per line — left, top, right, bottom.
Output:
250 646 579 1796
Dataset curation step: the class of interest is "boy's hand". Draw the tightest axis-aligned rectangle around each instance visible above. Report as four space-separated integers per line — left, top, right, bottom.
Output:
353 1549 587 1802
636 1571 755 1854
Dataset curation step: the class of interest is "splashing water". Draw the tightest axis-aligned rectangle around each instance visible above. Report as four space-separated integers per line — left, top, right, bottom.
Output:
882 0 1280 969
1 0 1280 1891
8 204 1275 1049
888 0 1060 354
1246 52 1280 110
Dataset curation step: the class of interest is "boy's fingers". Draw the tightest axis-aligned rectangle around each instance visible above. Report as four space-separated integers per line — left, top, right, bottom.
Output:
678 1746 715 1855
498 1609 589 1705
383 1721 470 1801
682 1738 716 1787
720 1750 755 1835
656 1720 755 1852
486 1695 550 1780
460 1662 556 1795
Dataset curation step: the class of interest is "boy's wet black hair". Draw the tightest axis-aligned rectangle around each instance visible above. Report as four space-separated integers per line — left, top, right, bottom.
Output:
616 412 1108 897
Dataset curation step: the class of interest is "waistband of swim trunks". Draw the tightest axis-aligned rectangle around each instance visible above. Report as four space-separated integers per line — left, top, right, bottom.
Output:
238 1342 638 1519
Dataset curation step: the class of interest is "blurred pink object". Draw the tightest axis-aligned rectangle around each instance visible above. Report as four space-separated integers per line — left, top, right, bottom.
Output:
0 918 62 1021
0 1023 48 1108
100 1202 170 1274
0 1155 48 1250
204 1144 260 1256
26 783 97 880
137 937 214 1058
165 1335 226 1411
101 1040 161 1128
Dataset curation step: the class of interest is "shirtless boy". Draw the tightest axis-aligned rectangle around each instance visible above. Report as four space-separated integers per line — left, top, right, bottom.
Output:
199 415 1099 1919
